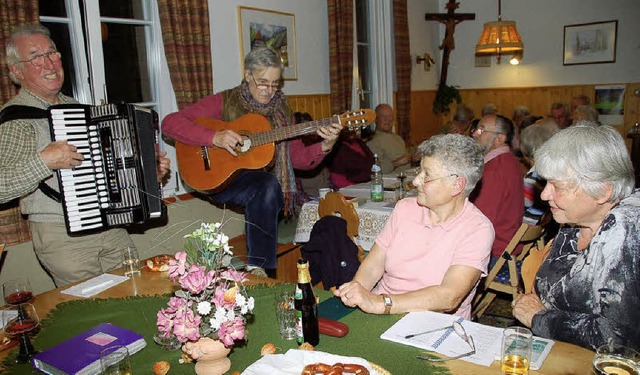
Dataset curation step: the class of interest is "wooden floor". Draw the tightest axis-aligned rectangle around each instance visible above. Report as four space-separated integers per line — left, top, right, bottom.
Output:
229 235 302 283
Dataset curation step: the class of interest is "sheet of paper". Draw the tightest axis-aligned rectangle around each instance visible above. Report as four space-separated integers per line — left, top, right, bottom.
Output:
381 311 554 369
62 273 129 298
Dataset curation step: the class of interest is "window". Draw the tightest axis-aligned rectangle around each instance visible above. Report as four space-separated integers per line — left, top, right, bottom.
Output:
355 0 371 110
39 0 160 109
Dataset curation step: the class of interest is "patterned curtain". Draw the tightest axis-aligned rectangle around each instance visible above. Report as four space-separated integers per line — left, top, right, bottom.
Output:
157 0 213 109
0 0 39 245
393 0 412 142
327 0 354 115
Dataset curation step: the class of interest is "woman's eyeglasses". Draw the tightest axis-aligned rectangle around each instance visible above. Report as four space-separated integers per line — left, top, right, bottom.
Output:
410 321 476 362
420 173 458 185
19 51 61 68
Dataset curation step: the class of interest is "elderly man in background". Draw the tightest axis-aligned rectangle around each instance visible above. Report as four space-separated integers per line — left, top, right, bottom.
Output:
471 114 524 268
513 125 640 351
549 102 571 128
0 23 170 286
334 134 493 319
511 105 531 154
366 104 412 174
570 94 590 114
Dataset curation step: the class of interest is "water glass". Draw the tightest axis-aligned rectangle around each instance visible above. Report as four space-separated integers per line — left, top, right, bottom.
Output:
274 288 296 340
593 343 640 375
319 188 331 199
122 247 141 277
501 326 533 375
100 345 131 375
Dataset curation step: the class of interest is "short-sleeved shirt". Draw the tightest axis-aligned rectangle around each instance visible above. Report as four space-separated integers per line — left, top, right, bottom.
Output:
372 197 494 319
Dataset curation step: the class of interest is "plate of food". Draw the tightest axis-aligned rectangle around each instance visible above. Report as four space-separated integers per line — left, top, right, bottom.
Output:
242 349 388 375
144 254 174 272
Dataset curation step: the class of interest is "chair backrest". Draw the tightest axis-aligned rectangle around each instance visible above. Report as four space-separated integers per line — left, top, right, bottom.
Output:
318 192 359 240
521 239 553 294
472 219 547 318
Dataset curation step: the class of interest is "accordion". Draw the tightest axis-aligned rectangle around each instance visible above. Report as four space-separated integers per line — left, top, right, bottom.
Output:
48 103 166 235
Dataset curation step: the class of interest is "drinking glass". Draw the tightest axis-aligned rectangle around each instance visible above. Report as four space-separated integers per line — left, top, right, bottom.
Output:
274 288 296 340
3 303 39 363
100 345 132 375
122 247 141 277
3 279 33 305
501 326 533 375
593 343 640 375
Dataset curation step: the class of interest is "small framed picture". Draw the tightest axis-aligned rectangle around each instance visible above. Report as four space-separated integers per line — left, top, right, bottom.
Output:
237 6 297 80
563 20 617 65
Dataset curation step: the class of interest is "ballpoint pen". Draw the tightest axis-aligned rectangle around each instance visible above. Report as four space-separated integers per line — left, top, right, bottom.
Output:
404 325 451 339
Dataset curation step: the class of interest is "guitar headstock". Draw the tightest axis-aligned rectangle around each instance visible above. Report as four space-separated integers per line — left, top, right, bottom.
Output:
338 109 376 130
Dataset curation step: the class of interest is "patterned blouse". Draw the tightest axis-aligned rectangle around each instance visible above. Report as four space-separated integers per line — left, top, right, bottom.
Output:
532 189 640 351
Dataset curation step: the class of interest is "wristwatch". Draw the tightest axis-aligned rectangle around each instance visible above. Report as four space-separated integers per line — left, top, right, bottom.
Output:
382 294 393 314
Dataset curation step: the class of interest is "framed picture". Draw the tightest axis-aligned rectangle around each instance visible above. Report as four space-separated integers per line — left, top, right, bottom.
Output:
238 6 297 80
563 20 617 65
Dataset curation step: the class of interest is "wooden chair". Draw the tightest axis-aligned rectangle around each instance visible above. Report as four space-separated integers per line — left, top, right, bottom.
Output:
317 192 365 262
520 239 553 294
472 221 547 319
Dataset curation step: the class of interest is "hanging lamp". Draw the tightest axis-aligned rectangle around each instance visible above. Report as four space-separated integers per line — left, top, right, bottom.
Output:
475 0 524 64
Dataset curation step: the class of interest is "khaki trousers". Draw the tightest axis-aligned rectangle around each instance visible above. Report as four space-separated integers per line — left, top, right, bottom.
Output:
30 222 134 287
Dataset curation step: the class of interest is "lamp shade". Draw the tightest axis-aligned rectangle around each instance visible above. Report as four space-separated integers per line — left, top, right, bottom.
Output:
475 20 524 54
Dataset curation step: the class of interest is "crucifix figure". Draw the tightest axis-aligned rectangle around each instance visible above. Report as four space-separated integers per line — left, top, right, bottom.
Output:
426 0 475 88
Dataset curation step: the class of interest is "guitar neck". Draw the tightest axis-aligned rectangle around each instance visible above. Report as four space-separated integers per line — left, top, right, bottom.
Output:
249 115 340 147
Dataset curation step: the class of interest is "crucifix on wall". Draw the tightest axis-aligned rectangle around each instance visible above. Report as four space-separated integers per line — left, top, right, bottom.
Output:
426 0 475 88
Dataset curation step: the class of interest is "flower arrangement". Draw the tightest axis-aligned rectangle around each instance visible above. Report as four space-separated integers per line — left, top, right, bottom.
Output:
156 223 255 348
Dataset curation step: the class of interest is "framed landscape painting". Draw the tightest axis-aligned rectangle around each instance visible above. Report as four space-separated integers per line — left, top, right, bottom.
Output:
563 20 617 65
238 6 297 80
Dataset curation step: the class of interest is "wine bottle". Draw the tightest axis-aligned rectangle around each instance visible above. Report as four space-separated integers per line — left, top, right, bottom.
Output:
294 258 319 346
370 154 383 202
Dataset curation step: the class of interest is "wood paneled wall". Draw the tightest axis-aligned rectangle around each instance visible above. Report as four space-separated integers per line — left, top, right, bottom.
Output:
290 82 640 150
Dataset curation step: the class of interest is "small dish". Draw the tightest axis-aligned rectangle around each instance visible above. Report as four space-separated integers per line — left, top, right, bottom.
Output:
153 332 181 351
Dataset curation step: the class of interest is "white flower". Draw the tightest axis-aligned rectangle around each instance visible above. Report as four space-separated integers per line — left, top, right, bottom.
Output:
226 308 235 321
247 296 255 311
210 307 228 330
197 301 212 315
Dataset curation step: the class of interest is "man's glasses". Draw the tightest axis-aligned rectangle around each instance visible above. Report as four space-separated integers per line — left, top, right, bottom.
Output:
250 74 281 91
474 125 502 136
420 173 458 185
19 51 61 68
412 321 476 362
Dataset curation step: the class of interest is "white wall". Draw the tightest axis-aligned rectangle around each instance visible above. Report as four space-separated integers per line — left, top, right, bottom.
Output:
408 0 640 90
208 0 330 94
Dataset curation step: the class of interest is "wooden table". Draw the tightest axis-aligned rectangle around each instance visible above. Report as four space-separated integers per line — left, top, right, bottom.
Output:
2 268 594 374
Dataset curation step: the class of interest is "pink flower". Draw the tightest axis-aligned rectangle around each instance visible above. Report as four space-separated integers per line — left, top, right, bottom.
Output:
157 308 175 337
212 286 235 310
179 264 214 295
168 251 188 280
173 306 202 343
167 296 187 313
220 269 248 283
217 316 245 347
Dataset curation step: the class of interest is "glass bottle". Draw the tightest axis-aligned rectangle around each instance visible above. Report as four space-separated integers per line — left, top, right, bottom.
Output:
294 258 319 346
370 154 383 202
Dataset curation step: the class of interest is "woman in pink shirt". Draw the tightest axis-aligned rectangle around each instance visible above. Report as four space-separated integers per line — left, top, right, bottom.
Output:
334 134 494 320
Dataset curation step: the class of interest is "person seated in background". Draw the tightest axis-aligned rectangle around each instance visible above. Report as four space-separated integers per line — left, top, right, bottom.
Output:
481 103 498 117
471 114 524 269
293 112 331 198
570 94 590 115
367 104 412 173
334 134 494 319
519 115 544 131
519 121 559 223
441 104 474 135
512 125 640 351
326 129 375 190
549 102 571 128
162 47 342 277
511 105 531 154
572 105 599 124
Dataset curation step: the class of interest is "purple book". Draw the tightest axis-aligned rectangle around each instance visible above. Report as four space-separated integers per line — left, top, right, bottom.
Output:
32 323 146 375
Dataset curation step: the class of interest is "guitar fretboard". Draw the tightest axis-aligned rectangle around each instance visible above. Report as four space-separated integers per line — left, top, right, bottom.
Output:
248 115 340 147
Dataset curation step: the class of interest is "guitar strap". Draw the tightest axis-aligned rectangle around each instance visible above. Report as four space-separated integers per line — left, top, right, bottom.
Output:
0 105 62 203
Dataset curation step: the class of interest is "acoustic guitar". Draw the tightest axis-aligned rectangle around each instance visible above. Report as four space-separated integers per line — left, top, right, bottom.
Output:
176 109 376 191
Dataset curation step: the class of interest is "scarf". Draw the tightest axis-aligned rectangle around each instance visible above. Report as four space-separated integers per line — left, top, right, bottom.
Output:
235 82 298 217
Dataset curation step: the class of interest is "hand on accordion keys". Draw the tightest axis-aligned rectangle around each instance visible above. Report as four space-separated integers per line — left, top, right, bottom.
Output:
41 141 85 170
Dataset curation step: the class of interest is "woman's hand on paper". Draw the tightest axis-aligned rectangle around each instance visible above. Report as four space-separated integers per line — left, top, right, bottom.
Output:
512 293 545 328
334 281 385 314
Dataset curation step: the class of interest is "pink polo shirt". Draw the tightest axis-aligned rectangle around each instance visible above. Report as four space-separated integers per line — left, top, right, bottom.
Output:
372 197 494 319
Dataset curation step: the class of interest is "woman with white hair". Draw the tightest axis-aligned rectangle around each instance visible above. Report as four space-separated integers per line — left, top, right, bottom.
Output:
512 125 640 351
334 134 494 319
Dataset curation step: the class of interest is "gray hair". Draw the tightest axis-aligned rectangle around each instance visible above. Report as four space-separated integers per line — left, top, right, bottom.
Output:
494 114 515 144
535 125 634 202
418 134 484 197
512 106 530 119
244 47 283 74
481 103 497 116
519 122 558 159
6 23 53 84
453 104 474 122
573 105 599 123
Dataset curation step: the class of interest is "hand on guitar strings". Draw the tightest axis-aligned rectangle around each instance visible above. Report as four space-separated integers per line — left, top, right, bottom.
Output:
318 122 343 152
213 129 245 156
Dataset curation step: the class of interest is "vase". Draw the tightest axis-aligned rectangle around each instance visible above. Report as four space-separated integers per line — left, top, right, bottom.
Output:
183 338 231 375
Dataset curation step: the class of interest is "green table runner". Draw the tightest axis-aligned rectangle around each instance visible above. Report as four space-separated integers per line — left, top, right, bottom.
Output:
4 284 450 374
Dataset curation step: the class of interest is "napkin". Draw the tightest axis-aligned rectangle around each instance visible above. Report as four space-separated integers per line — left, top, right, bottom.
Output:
242 349 380 375
61 273 128 298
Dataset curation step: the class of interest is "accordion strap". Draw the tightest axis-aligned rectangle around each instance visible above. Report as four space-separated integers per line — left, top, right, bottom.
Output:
0 105 61 202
